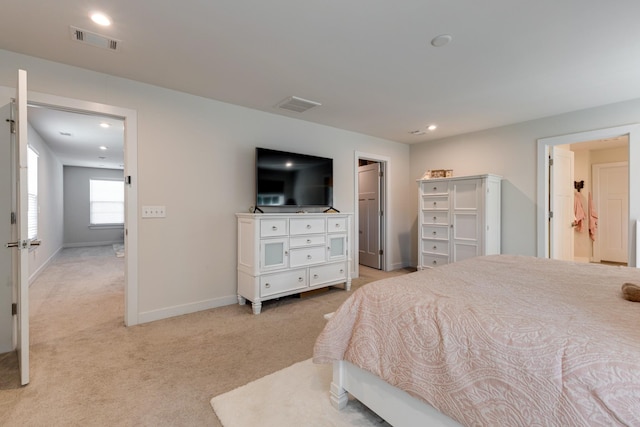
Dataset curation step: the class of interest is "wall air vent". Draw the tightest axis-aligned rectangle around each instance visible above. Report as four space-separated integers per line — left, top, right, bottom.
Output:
276 96 321 113
70 26 120 51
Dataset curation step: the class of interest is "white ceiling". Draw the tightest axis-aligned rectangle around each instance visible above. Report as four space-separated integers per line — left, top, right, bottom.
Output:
3 0 640 146
28 106 124 170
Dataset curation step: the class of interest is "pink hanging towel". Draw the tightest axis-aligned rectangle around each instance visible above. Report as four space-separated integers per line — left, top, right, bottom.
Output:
574 191 586 232
588 191 598 241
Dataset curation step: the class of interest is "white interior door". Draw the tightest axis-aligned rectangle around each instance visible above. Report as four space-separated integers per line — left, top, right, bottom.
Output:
358 162 381 269
550 146 575 261
12 69 30 385
593 162 628 263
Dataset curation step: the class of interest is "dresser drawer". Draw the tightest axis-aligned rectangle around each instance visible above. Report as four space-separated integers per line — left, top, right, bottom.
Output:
422 239 449 256
327 217 347 233
309 262 347 286
260 219 288 237
422 210 449 225
420 181 449 195
422 195 449 211
421 254 449 268
289 246 327 267
290 235 326 248
290 217 326 235
260 269 307 297
421 225 449 240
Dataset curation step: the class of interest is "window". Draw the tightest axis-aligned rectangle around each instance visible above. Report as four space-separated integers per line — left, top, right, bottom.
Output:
27 146 38 239
90 179 124 225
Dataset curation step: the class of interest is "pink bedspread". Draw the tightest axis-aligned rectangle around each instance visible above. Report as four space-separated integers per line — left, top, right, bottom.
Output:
313 255 640 426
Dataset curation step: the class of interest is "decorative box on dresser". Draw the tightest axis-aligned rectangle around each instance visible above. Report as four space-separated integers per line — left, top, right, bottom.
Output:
236 213 352 314
417 174 501 269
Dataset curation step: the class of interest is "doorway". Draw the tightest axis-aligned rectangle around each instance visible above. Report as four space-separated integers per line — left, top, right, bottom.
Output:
537 124 640 266
354 152 389 273
25 91 139 326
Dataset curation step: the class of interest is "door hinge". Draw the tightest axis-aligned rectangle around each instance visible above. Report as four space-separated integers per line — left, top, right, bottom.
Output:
549 211 554 219
380 210 383 216
379 171 383 178
10 212 16 224
549 158 554 166
6 119 15 134
125 175 132 185
379 249 383 255
12 303 17 316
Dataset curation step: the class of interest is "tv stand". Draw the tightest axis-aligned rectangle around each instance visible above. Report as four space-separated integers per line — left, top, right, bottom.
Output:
236 212 352 314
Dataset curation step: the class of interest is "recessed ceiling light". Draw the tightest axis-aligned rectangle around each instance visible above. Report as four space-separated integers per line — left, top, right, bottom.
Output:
90 12 112 27
427 124 438 131
99 146 108 150
285 162 293 167
430 34 452 48
99 122 111 128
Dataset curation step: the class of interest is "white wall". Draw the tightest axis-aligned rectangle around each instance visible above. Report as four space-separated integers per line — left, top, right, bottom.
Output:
63 166 124 246
0 49 411 338
409 100 640 266
26 123 64 281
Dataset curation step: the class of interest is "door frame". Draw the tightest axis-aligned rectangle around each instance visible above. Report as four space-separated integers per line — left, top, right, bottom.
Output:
537 124 640 266
354 151 389 274
26 90 139 326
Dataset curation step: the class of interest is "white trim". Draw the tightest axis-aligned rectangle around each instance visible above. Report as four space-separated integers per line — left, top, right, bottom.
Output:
26 91 139 325
63 241 123 248
537 124 640 266
354 151 391 273
138 295 238 324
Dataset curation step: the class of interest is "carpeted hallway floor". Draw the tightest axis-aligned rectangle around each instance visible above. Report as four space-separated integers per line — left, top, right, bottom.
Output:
0 246 412 426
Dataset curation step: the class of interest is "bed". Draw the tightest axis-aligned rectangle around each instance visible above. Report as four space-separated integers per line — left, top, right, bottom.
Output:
313 255 640 426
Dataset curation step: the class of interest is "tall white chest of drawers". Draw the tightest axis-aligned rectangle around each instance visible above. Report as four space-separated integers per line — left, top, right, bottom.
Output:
236 213 352 314
417 174 501 269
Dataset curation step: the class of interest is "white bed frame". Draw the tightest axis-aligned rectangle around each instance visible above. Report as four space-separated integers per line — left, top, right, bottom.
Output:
331 360 463 427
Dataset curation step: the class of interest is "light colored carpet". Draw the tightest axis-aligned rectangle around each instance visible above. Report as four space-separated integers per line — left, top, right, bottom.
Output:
113 243 125 257
211 358 389 427
0 245 413 426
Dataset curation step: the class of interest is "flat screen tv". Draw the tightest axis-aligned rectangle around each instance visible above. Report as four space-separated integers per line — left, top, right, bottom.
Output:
255 147 333 208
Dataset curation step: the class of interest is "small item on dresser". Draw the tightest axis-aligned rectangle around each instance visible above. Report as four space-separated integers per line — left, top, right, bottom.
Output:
621 282 640 302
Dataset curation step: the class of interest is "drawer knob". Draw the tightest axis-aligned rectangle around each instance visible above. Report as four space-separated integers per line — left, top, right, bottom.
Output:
433 186 437 190
306 239 311 244
307 255 312 259
265 283 271 288
298 277 304 282
306 224 312 229
284 251 288 256
432 231 437 235
313 274 319 279
433 245 437 249
433 216 437 221
340 269 344 273
335 223 340 228
432 260 437 265
272 226 277 231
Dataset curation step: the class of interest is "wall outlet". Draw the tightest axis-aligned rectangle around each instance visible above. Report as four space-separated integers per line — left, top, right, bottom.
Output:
142 205 166 218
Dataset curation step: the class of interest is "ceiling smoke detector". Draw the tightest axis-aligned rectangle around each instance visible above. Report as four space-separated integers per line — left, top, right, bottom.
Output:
276 96 321 113
70 26 120 51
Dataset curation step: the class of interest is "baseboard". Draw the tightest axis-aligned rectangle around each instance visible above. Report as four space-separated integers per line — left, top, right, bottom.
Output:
29 246 63 285
574 257 590 263
63 241 124 248
138 295 238 324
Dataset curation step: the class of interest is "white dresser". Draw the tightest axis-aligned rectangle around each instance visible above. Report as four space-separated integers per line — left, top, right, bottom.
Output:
236 213 352 314
417 174 501 269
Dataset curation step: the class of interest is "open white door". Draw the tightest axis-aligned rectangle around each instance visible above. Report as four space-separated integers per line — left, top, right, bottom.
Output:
9 69 30 385
550 146 575 261
358 162 381 269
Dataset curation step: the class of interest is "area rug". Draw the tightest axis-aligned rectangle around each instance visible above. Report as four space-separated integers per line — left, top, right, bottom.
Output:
210 358 388 427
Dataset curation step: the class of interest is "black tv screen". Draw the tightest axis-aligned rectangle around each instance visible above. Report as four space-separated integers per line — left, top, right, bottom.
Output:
256 148 333 207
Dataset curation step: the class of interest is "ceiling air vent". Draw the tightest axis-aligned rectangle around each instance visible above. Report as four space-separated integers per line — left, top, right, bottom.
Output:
276 96 321 113
70 26 120 51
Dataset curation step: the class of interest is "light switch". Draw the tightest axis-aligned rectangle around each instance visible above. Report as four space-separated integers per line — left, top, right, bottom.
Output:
142 205 166 218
